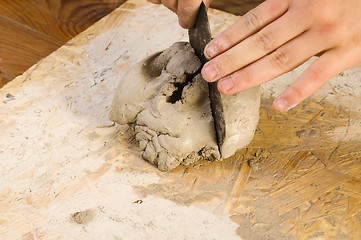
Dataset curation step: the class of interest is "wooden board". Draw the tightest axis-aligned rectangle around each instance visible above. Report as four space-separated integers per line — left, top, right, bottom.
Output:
0 0 126 87
1 1 360 239
0 0 262 88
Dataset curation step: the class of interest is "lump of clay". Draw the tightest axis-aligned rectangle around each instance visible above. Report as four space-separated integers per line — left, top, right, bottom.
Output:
110 42 260 171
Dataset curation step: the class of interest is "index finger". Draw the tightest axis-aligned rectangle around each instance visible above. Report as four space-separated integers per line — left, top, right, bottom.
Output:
205 0 289 58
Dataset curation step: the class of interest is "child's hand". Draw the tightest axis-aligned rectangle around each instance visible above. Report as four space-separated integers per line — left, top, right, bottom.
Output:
201 0 361 111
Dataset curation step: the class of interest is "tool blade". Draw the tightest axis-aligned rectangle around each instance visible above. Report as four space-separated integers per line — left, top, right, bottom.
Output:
188 2 226 155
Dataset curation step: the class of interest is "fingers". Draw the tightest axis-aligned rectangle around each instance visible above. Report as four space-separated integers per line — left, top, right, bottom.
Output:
273 49 352 112
204 0 289 59
202 9 309 83
214 30 328 95
177 0 202 28
197 0 361 112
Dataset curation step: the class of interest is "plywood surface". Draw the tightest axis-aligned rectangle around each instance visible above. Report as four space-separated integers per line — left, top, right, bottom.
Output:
0 0 126 87
0 0 262 88
1 1 360 239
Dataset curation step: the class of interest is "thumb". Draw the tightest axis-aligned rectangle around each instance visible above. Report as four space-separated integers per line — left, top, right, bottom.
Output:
177 0 212 28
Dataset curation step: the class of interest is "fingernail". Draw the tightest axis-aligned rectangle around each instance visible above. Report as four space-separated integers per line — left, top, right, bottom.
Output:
218 77 233 92
273 98 288 112
205 43 217 59
202 63 218 81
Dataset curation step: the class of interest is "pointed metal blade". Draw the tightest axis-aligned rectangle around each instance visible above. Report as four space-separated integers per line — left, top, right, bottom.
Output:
188 2 226 156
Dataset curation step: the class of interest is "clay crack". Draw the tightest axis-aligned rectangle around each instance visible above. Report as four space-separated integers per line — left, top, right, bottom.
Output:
166 72 200 104
109 41 261 171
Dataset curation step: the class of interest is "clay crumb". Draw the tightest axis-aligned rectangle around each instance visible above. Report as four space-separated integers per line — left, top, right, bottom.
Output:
71 209 95 224
3 93 15 104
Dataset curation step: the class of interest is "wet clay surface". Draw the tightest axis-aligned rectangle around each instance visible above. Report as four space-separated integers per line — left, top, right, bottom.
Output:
110 42 260 171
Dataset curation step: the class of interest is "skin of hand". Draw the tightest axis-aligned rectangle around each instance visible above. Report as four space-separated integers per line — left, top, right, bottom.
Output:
201 0 361 111
147 0 212 28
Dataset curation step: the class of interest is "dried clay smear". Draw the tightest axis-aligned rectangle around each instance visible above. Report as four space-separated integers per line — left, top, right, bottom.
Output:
110 42 261 171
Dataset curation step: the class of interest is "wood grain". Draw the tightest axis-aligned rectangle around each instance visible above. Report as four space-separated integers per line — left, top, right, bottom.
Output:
0 0 264 88
0 0 126 87
1 1 360 239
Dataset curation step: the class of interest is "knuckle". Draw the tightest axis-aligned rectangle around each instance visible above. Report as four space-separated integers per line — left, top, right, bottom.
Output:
308 0 330 21
270 48 289 70
253 30 274 52
306 0 338 30
243 12 261 32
